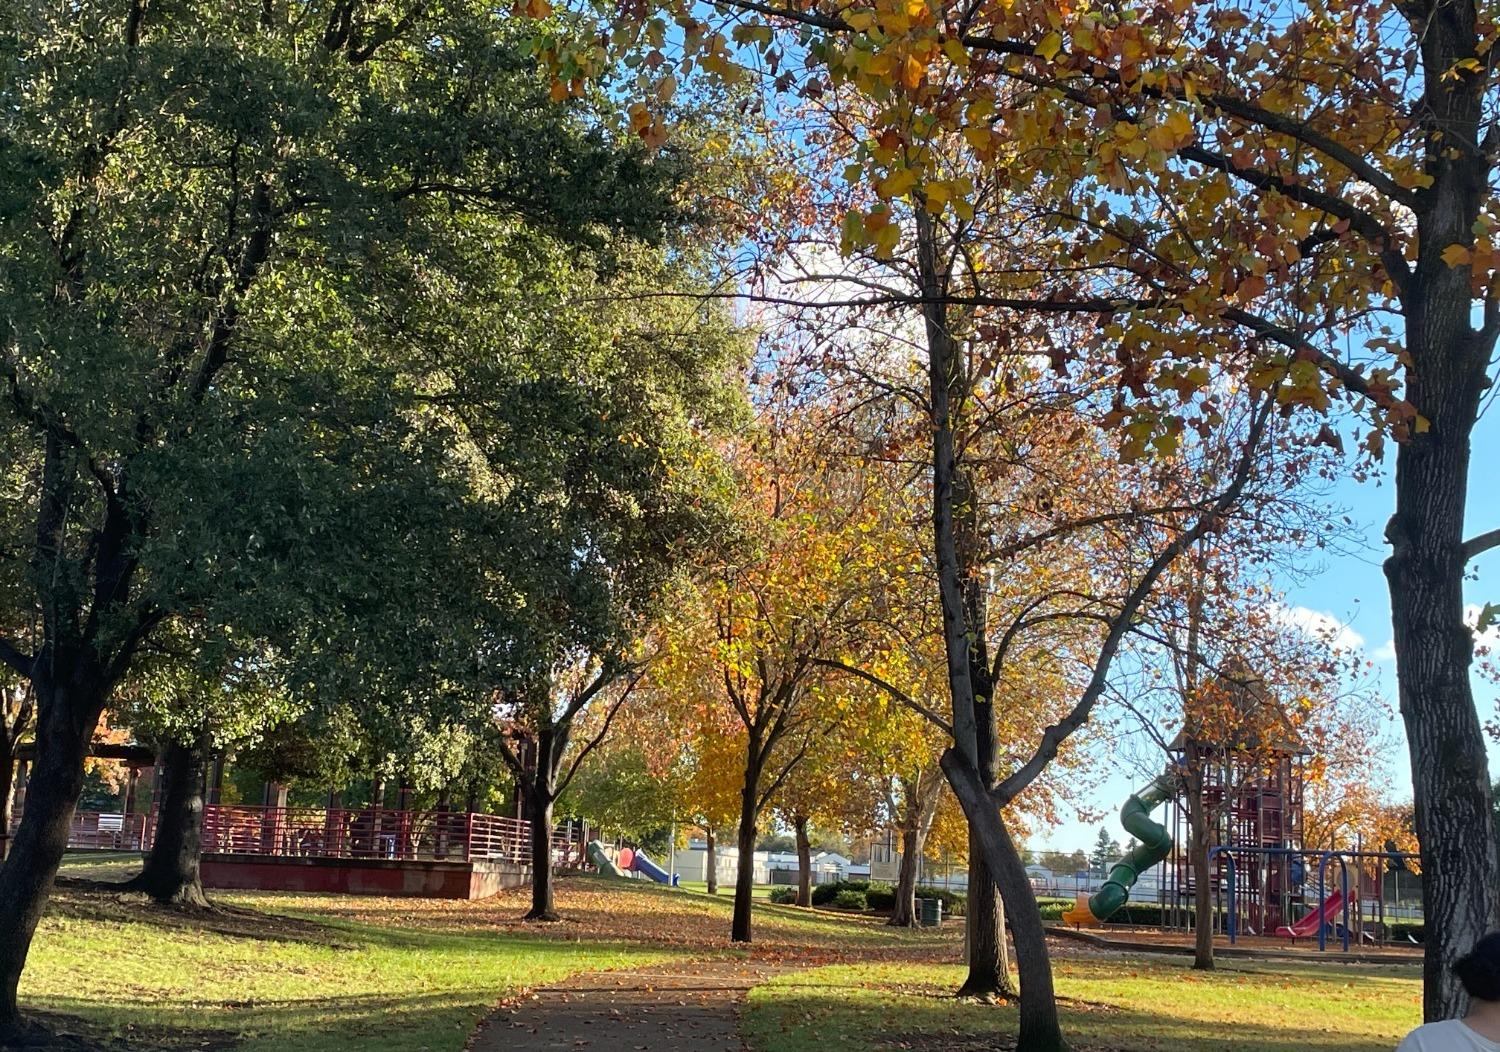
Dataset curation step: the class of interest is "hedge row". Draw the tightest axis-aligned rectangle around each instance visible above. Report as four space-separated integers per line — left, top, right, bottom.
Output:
776 882 1425 940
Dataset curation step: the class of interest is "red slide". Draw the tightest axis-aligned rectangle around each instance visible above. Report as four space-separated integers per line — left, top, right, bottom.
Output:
1275 891 1346 938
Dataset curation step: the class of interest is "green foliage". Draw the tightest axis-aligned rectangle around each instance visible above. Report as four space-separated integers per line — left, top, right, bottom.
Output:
810 879 870 906
864 885 896 911
769 886 799 904
832 889 868 910
914 886 966 918
559 745 681 843
0 0 750 809
1090 828 1122 872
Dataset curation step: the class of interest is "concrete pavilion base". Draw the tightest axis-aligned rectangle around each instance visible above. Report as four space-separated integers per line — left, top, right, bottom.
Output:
200 853 530 899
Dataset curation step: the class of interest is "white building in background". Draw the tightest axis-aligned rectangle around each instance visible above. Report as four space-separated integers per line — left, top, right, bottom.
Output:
673 840 867 886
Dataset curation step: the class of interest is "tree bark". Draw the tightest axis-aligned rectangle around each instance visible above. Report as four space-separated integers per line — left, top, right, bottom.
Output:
705 825 718 894
1183 756 1214 971
524 783 558 921
944 748 1068 1052
0 749 14 863
1386 370 1499 1017
732 772 759 942
122 738 208 907
1387 15 1500 1018
959 827 1018 1000
890 821 922 927
793 814 812 907
0 679 106 1038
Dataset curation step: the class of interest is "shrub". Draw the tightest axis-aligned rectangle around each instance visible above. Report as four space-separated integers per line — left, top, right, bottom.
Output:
811 879 870 906
864 884 896 911
833 889 868 910
1038 900 1069 921
1390 923 1425 944
768 886 798 905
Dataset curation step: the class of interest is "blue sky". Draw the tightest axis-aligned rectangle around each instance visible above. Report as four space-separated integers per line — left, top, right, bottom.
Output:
1034 407 1500 853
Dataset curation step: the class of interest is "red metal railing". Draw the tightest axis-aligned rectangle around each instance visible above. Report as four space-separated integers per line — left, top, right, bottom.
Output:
15 804 588 868
197 804 585 867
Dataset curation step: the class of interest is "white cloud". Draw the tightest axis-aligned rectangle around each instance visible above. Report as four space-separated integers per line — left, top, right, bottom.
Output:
1373 639 1397 662
1272 604 1366 653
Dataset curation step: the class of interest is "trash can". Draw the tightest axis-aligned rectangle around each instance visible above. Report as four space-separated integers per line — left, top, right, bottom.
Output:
919 897 943 927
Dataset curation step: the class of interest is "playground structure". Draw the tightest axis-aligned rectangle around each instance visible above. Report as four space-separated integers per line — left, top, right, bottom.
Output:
595 842 679 885
1062 661 1423 952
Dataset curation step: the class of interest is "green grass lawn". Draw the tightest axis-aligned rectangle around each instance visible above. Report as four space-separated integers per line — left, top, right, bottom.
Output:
25 888 675 1052
743 958 1422 1052
25 861 950 1050
676 879 777 899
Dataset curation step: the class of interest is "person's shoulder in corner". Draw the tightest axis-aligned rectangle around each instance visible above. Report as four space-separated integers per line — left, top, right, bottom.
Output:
1398 1019 1500 1052
1398 933 1500 1052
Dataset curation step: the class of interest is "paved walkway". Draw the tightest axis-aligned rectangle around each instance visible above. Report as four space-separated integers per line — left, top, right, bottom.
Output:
470 958 784 1052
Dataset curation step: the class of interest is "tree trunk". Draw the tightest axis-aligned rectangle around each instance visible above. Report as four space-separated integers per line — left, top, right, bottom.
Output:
959 827 1017 999
0 747 14 863
944 748 1068 1052
1386 376 1500 1018
890 821 922 927
705 825 718 894
916 207 1065 1050
794 814 812 907
123 738 208 907
524 783 558 921
1184 764 1214 971
732 776 758 942
0 680 105 1039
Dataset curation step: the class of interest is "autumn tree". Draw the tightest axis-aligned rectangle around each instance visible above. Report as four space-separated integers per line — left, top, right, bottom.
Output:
536 0 1500 1019
650 409 899 941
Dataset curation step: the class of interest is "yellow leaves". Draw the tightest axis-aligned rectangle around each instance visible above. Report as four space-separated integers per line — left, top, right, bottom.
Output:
877 166 918 199
942 37 970 68
901 53 925 89
1036 31 1064 61
844 9 877 32
515 0 550 17
1442 243 1473 267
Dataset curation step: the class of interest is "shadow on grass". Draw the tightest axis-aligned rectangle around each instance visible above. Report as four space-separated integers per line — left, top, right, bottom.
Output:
34 989 504 1052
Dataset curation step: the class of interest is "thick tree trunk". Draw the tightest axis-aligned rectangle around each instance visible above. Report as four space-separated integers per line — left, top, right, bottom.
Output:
732 776 759 942
0 680 105 1039
123 738 208 907
1386 365 1499 1018
959 828 1018 999
525 784 558 921
705 825 718 894
944 749 1068 1052
794 814 812 907
1391 30 1500 1018
890 822 922 927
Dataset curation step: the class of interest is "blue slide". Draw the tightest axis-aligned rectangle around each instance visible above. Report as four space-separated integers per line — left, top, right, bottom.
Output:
621 847 679 886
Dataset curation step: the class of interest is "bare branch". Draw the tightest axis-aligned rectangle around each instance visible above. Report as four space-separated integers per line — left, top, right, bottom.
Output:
810 657 954 734
1463 528 1500 561
991 396 1275 806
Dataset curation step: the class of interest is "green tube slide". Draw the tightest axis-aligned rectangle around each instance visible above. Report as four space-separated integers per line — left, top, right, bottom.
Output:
586 839 627 878
1063 772 1176 924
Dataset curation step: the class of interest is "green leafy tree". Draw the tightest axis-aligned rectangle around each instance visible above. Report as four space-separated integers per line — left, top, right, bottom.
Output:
1088 828 1120 876
0 1 693 1033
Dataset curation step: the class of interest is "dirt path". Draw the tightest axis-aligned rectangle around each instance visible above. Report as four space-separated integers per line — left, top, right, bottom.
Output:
469 957 785 1052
